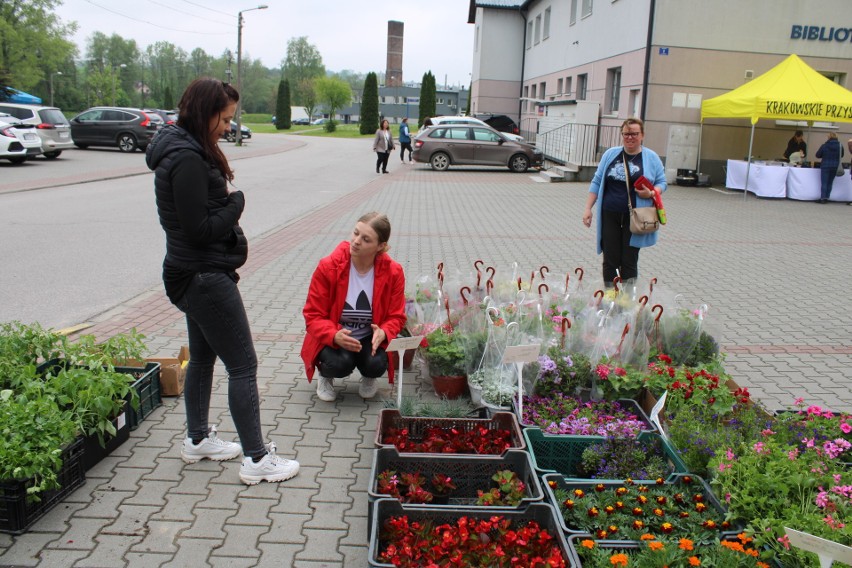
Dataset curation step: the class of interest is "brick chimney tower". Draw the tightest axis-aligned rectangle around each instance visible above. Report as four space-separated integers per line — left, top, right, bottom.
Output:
386 20 403 87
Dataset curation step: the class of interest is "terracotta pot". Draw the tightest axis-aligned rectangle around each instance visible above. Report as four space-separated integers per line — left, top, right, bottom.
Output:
389 349 416 371
430 374 469 399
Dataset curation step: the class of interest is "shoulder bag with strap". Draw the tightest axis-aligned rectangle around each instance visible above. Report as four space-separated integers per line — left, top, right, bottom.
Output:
623 153 660 235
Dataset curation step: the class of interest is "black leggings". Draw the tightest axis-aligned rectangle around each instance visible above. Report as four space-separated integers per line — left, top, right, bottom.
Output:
600 209 640 284
317 336 388 379
400 143 413 161
375 151 390 172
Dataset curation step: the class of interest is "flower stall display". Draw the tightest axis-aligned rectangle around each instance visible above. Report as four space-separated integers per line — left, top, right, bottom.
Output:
531 347 593 399
517 394 653 436
709 404 852 568
545 475 735 543
570 533 770 568
370 499 571 567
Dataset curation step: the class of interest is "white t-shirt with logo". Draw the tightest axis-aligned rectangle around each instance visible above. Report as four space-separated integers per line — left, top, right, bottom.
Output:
340 262 374 340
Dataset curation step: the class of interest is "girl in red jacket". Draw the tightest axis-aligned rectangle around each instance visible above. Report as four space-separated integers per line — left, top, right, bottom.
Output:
301 212 406 401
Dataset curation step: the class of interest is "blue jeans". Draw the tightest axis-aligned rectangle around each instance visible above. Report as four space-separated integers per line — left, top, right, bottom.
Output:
820 166 837 201
174 272 265 458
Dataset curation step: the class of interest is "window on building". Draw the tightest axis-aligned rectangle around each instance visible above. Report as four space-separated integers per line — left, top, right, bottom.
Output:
570 0 577 24
523 85 529 112
526 21 533 49
531 84 537 100
577 74 587 100
381 96 386 103
438 98 444 105
539 82 546 100
606 67 621 113
557 78 563 95
534 14 541 44
565 77 573 97
544 7 551 39
582 0 593 17
629 89 641 117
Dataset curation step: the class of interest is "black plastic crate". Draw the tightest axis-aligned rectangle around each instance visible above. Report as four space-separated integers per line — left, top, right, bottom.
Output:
369 499 575 567
81 411 130 471
115 362 161 430
0 437 86 535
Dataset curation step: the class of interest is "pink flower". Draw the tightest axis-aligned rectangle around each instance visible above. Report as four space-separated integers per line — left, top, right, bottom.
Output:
752 442 767 454
788 448 800 461
778 535 791 550
725 493 731 503
761 428 775 437
803 438 815 448
815 490 829 508
725 449 735 460
794 397 805 406
841 422 852 434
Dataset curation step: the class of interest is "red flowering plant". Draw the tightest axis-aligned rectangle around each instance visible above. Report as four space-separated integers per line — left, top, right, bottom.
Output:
377 513 568 567
381 424 514 454
575 533 770 568
476 470 527 507
550 476 732 544
376 470 434 504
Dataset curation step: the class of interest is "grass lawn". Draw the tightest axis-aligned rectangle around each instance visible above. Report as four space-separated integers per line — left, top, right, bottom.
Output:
245 122 374 139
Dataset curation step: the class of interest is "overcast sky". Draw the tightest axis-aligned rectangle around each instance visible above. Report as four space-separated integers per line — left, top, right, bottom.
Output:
53 0 475 88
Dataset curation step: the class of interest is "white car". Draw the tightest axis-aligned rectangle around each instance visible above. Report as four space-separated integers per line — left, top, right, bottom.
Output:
0 103 74 159
429 116 525 143
0 113 43 163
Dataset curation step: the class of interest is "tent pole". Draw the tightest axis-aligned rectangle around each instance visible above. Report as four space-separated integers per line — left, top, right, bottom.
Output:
696 122 703 174
743 122 755 201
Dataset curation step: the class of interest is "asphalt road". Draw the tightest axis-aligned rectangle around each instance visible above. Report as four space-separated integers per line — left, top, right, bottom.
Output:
0 133 380 329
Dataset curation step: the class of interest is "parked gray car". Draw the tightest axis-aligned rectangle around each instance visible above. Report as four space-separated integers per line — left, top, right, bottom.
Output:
0 103 74 158
70 107 158 152
412 125 542 172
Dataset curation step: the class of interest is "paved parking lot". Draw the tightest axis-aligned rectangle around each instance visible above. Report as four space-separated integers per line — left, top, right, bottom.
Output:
0 139 850 566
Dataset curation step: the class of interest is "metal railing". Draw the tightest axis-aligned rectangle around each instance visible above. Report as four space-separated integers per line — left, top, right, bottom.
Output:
520 118 620 167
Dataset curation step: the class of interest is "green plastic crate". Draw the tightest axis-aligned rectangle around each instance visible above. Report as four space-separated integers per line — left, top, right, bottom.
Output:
523 428 689 478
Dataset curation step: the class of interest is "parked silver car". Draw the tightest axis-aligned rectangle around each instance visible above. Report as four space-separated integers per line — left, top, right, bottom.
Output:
0 103 74 158
412 124 542 172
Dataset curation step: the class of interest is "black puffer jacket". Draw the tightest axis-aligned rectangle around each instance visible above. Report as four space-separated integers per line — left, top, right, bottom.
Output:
146 125 248 300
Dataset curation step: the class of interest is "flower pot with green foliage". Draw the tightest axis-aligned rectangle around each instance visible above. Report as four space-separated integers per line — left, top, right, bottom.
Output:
419 326 468 399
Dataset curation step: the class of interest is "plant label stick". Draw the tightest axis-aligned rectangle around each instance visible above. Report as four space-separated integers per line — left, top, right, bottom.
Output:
387 336 424 407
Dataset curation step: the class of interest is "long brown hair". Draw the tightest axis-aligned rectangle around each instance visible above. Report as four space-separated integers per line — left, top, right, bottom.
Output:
177 78 239 181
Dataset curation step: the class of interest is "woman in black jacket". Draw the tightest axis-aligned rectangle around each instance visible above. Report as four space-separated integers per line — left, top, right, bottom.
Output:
146 78 299 485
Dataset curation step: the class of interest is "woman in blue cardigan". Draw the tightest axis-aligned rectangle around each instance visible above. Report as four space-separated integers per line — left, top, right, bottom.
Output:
582 118 667 286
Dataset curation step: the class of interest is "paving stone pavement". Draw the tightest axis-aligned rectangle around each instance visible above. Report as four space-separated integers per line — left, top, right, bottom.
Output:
1 155 850 567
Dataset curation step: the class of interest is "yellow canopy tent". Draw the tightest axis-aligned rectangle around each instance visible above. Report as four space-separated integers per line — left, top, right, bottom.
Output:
700 54 852 198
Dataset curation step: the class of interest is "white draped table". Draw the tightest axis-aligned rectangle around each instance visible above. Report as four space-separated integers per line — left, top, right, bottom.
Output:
725 159 788 198
786 166 852 202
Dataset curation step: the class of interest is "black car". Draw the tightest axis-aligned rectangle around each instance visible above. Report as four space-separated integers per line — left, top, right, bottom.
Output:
70 107 158 152
475 113 520 136
221 121 252 142
292 117 311 125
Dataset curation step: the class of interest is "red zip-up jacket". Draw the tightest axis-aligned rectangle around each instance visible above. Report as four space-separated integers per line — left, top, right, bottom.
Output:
301 241 406 382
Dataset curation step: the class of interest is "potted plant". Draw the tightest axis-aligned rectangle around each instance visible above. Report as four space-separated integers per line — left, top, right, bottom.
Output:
419 325 468 399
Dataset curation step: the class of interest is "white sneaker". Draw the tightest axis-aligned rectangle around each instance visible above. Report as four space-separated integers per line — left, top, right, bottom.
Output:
240 442 300 485
316 376 336 401
359 377 378 399
181 426 242 464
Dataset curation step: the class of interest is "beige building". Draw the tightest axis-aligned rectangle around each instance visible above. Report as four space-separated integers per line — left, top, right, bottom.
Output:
468 0 852 182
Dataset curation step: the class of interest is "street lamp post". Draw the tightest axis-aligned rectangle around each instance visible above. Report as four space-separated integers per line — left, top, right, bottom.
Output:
49 71 62 107
112 63 127 106
236 5 268 146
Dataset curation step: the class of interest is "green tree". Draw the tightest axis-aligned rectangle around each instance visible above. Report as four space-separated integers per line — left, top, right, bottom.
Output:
315 76 351 132
163 86 174 110
465 83 471 115
300 78 317 121
0 0 78 95
281 37 325 105
360 72 379 135
276 79 291 130
419 71 437 128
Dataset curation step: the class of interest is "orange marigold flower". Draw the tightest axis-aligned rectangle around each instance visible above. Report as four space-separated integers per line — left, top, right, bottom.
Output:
661 522 674 533
610 553 628 566
648 541 664 551
757 562 770 568
689 556 701 566
640 534 656 541
679 538 694 551
737 533 753 544
581 539 595 549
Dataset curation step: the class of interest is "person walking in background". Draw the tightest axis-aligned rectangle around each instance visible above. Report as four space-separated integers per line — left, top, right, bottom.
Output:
399 117 413 164
301 212 406 402
146 78 299 485
373 119 394 174
815 132 844 204
582 117 667 285
783 130 807 162
418 116 433 135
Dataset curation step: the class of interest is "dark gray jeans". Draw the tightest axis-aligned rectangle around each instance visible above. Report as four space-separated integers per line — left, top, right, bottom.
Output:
174 272 265 458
